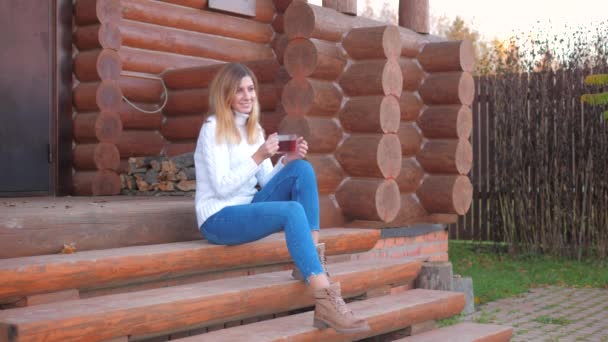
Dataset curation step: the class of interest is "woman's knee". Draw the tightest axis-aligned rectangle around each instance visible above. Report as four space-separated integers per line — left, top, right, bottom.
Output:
287 159 316 180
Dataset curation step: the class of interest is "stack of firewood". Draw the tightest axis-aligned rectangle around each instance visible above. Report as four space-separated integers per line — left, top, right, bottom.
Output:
120 153 196 194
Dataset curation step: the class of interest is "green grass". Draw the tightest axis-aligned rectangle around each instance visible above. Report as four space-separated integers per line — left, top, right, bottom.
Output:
533 315 572 325
449 240 608 305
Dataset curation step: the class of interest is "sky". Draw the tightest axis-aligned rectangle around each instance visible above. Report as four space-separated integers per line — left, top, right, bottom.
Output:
308 0 608 41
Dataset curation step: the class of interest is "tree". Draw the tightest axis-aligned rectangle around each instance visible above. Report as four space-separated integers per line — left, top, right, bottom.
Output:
582 74 608 120
359 0 397 24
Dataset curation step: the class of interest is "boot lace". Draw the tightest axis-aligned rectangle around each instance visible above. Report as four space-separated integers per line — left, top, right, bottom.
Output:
329 291 352 316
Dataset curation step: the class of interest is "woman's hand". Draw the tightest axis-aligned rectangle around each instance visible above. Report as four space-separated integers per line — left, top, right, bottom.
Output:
283 137 308 164
252 133 279 165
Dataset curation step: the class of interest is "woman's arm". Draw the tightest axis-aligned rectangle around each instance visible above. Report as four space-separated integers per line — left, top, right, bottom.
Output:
195 123 260 198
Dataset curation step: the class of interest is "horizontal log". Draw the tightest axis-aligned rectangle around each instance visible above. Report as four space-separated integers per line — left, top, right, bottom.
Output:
400 91 424 121
118 46 220 75
161 115 206 141
281 78 343 117
73 24 120 51
73 81 123 112
119 74 164 104
322 0 356 15
339 95 400 134
271 33 289 65
0 228 377 301
74 49 122 82
336 178 401 222
399 57 425 91
399 25 427 57
73 111 123 143
117 0 273 44
117 101 163 130
117 130 166 158
307 154 345 195
159 0 275 23
419 72 475 106
417 105 472 139
416 139 473 175
284 38 346 80
103 19 274 62
284 1 379 42
418 40 475 73
260 107 287 135
164 142 197 157
163 59 279 90
342 25 401 60
164 83 278 116
395 157 424 193
73 143 121 171
398 0 429 34
335 134 402 179
388 193 428 227
416 175 472 215
278 116 342 153
73 0 121 25
73 170 122 195
74 0 99 25
397 122 423 156
340 59 403 97
319 195 345 228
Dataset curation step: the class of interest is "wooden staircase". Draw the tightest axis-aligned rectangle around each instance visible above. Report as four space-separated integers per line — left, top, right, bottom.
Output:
0 197 511 341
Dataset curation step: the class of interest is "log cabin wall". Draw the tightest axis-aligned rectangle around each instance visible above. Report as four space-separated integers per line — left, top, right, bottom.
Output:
71 0 279 195
69 0 473 228
279 2 474 228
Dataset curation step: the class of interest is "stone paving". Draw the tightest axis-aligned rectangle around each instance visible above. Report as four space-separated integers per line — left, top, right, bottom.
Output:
463 286 608 342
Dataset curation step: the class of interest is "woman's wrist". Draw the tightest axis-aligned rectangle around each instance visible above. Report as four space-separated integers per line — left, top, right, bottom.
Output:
252 152 264 165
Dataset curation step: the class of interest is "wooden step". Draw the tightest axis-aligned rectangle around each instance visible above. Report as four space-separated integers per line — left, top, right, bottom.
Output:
173 289 465 341
0 228 379 302
0 258 421 342
0 197 199 258
396 322 513 342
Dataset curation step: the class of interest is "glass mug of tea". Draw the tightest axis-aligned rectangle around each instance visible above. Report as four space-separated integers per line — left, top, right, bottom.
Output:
277 134 298 154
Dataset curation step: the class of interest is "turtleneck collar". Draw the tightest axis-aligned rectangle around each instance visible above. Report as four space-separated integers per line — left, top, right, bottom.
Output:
234 111 249 126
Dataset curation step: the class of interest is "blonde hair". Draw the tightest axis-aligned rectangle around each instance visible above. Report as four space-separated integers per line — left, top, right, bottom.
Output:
207 63 262 145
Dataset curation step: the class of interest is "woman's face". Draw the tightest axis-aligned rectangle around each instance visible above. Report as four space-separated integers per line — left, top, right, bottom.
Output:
230 76 256 114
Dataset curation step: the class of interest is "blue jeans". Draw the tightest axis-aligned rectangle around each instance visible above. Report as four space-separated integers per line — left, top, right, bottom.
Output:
200 160 323 282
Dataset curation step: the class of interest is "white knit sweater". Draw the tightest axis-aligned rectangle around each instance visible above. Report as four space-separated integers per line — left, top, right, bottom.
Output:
194 112 284 228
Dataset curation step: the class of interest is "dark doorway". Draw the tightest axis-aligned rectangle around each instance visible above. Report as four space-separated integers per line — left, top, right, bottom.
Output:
0 1 71 196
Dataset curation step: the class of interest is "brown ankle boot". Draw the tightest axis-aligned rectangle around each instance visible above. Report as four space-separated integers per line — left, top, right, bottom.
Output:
292 243 330 281
313 282 370 334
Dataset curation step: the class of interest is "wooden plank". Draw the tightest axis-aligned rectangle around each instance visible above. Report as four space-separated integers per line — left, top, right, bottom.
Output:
478 75 488 240
0 197 200 259
0 258 421 342
176 289 464 341
472 76 483 240
395 322 512 342
0 228 379 301
486 76 496 241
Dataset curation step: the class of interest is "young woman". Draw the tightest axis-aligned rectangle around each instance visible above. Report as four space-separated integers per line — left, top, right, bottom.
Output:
194 63 370 333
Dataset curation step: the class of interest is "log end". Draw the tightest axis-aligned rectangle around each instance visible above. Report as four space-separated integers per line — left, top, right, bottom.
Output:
417 175 472 215
459 40 476 73
398 122 423 157
383 60 404 97
94 143 121 171
395 158 424 193
281 78 314 116
455 139 473 175
284 39 318 79
96 80 123 111
457 105 473 139
284 1 315 40
383 25 402 60
380 96 401 134
97 49 122 81
96 111 123 143
96 0 122 24
98 22 122 50
458 72 475 106
400 91 424 122
378 134 402 179
376 179 401 223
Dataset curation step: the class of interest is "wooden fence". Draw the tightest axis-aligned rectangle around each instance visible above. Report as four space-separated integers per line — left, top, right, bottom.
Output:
449 68 608 257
